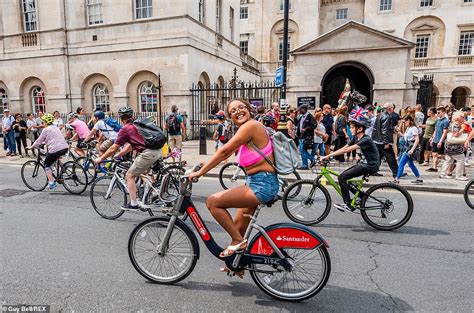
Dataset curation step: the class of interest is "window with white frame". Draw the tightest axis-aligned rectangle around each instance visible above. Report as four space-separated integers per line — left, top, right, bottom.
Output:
135 0 153 19
278 38 291 61
458 31 474 55
86 0 103 25
22 0 37 32
138 81 158 113
240 40 248 54
420 0 433 7
240 7 248 19
279 0 292 11
415 35 430 58
0 89 9 114
336 8 348 20
230 7 234 42
198 0 205 24
93 84 110 112
379 0 393 11
216 0 222 34
31 87 46 114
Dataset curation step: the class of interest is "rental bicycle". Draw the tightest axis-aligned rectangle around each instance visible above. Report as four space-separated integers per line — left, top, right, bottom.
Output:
281 159 413 231
464 179 474 210
219 161 301 198
128 165 331 302
21 148 89 194
89 158 184 220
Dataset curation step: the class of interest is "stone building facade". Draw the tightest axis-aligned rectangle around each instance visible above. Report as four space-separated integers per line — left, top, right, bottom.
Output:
0 0 258 118
239 0 474 109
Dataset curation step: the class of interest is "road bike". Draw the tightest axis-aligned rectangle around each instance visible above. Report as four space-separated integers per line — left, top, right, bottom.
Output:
128 165 331 302
89 158 184 220
281 160 413 231
463 179 474 210
218 162 301 198
21 148 89 194
75 140 100 184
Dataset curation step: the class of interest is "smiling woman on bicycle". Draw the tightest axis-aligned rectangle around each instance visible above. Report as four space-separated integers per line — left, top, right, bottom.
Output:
27 113 69 190
321 114 379 212
189 99 279 264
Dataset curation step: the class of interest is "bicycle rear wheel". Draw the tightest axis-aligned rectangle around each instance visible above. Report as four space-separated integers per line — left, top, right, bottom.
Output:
21 160 48 191
360 183 413 231
463 180 474 210
249 243 330 301
128 217 198 284
76 156 97 184
282 179 331 225
90 175 126 220
219 162 246 190
61 161 88 195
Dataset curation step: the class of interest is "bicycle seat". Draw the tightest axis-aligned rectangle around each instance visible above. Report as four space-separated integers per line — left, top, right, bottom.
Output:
263 197 278 208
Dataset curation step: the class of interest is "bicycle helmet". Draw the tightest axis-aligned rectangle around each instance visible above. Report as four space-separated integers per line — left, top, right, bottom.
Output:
94 110 105 120
349 115 371 129
67 112 77 120
261 114 276 127
118 106 133 118
41 113 54 125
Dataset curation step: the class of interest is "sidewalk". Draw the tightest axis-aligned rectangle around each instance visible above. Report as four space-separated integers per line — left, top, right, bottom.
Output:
1 138 471 193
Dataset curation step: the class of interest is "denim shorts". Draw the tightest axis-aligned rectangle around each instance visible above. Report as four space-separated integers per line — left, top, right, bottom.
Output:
245 171 279 204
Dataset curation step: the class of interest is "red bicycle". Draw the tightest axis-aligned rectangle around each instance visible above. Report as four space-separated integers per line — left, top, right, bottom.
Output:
128 165 331 301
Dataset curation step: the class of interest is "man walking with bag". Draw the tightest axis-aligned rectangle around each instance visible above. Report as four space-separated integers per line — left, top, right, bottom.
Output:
164 105 186 162
296 104 316 170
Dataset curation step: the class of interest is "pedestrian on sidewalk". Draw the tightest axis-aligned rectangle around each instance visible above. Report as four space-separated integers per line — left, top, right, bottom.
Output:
394 115 422 184
213 110 232 163
12 113 29 157
334 106 349 163
419 107 436 167
296 104 317 169
372 103 399 178
26 113 39 156
2 109 16 156
267 102 280 131
322 104 334 156
284 107 298 146
35 111 45 135
440 111 469 181
313 112 327 157
428 106 449 173
53 111 64 131
164 105 186 162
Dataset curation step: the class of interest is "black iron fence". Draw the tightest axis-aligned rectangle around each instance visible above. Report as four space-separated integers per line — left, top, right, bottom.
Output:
189 80 281 139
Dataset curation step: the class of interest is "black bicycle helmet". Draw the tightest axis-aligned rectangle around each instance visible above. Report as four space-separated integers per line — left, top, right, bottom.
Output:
261 114 276 127
118 106 133 118
94 110 105 119
349 116 371 129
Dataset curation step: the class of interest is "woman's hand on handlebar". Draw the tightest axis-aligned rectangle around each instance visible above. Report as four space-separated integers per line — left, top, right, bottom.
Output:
188 163 204 182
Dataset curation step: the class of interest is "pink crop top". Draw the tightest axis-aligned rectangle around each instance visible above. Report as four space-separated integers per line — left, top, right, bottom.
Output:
237 139 273 167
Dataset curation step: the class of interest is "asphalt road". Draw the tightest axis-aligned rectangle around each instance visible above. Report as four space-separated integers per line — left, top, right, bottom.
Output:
0 163 473 312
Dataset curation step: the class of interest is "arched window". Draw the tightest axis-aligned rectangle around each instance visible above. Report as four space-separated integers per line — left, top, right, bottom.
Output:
31 86 45 113
93 84 110 112
138 81 158 113
0 89 8 114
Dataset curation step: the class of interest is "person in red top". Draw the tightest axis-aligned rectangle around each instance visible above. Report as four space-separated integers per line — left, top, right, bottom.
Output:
267 102 280 131
95 107 162 210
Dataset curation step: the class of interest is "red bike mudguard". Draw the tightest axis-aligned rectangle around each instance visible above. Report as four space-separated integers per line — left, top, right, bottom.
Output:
249 223 326 256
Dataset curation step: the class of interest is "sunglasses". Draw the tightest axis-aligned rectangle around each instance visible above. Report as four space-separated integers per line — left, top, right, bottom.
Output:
229 104 248 115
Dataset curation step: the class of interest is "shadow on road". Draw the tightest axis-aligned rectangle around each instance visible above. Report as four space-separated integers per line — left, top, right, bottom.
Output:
317 223 450 236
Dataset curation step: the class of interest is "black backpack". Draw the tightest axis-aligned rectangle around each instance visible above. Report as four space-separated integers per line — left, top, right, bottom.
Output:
133 117 166 150
166 113 180 135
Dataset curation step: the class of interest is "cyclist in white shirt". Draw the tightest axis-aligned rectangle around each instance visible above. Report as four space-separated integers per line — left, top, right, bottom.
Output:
84 110 118 155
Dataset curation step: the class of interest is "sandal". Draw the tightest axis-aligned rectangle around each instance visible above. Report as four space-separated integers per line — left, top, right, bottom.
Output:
219 266 245 279
219 239 248 258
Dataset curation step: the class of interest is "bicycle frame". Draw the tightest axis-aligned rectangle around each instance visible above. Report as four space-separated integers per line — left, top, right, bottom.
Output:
158 181 327 272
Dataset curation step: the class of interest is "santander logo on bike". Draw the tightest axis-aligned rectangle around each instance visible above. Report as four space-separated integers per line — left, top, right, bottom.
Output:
276 235 310 243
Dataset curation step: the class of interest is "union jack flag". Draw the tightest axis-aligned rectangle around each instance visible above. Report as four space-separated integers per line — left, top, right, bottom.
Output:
349 106 366 121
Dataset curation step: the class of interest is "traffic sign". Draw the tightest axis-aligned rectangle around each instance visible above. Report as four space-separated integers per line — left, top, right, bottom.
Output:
275 66 284 87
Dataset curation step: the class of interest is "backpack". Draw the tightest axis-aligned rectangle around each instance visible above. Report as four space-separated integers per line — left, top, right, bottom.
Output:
218 122 232 144
166 113 180 135
251 127 300 175
104 117 122 132
133 117 166 150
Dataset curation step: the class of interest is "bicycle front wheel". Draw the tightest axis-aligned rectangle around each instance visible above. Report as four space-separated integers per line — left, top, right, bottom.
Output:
76 156 97 184
219 162 246 190
21 160 48 191
61 161 89 195
249 243 331 301
90 175 126 220
463 180 474 210
128 217 198 284
282 179 331 225
360 183 413 231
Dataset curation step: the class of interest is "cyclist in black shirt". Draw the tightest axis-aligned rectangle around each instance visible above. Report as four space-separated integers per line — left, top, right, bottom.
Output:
321 115 380 212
